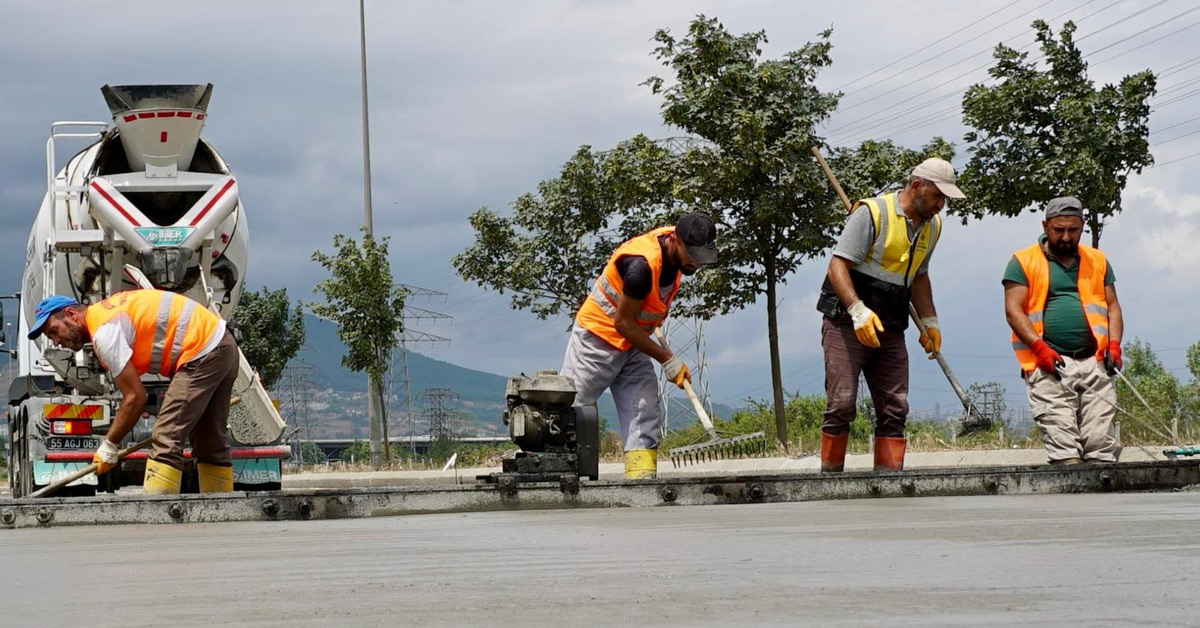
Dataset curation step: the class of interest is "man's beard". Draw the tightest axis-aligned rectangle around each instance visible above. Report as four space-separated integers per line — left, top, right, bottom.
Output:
1048 239 1078 256
60 326 88 351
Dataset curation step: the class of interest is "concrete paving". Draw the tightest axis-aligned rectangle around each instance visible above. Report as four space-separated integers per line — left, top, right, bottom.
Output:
1 491 1198 627
283 446 1174 489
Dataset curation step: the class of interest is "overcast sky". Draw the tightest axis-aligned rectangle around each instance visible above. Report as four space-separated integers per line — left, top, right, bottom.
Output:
2 0 1198 416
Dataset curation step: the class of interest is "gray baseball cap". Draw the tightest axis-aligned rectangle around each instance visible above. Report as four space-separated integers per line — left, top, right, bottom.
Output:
1045 196 1084 220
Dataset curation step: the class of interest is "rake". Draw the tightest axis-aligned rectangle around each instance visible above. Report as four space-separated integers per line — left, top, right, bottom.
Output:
655 328 769 467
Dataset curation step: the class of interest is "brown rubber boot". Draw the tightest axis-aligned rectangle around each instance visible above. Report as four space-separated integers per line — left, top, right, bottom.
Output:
820 432 849 473
874 436 907 471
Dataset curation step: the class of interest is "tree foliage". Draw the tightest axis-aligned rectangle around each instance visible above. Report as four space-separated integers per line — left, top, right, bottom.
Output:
232 286 305 390
453 135 682 321
959 20 1156 245
829 138 956 201
310 229 407 383
644 17 845 446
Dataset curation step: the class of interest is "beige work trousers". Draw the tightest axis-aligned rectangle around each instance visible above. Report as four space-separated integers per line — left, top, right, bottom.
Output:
1025 355 1117 463
150 331 238 469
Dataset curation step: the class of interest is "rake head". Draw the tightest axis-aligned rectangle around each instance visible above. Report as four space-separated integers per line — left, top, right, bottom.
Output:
668 431 769 468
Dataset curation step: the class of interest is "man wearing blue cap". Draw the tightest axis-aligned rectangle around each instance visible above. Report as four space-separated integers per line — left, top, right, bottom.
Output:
28 289 238 494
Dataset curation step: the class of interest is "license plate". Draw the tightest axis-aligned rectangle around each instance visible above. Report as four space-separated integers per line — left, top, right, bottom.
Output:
46 436 103 451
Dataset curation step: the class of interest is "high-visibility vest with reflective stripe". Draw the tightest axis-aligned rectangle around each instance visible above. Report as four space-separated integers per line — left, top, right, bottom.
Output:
576 226 680 351
1010 243 1110 373
85 289 222 376
852 192 941 288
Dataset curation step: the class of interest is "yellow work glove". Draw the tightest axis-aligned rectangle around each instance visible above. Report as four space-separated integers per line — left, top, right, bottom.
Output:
918 316 941 359
92 439 120 475
847 300 883 348
662 356 691 389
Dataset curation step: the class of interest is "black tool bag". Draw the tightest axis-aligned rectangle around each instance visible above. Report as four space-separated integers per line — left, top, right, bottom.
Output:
817 271 910 332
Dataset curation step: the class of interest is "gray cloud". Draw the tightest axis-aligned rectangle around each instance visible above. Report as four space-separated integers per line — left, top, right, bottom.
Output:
1 0 1197 413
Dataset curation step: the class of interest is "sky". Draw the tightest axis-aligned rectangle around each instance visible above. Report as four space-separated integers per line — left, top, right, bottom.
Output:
2 0 1199 418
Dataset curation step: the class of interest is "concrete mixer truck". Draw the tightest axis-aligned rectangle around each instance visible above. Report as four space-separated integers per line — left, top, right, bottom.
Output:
4 84 289 497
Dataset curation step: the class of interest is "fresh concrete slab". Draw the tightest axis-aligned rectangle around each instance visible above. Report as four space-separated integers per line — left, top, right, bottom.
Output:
283 446 1173 489
2 491 1198 627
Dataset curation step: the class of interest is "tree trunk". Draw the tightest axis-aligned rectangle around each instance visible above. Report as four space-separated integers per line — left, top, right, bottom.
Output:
378 370 391 465
367 374 382 470
765 255 788 450
1089 214 1103 248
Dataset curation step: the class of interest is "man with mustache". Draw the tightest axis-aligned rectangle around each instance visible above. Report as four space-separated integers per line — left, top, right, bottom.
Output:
1004 197 1123 464
28 289 239 493
562 213 718 479
817 158 964 472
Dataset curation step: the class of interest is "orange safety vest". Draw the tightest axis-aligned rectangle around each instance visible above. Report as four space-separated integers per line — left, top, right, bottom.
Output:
85 289 222 377
576 227 681 351
1010 242 1110 373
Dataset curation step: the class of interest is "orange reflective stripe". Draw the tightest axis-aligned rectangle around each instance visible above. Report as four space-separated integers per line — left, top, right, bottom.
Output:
1010 242 1110 372
576 226 680 351
43 404 103 419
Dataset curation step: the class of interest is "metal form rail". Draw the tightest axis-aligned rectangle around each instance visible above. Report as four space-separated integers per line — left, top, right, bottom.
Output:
1 459 1197 529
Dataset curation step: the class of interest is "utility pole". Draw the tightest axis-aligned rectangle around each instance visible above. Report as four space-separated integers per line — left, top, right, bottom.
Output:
388 285 450 453
357 0 383 469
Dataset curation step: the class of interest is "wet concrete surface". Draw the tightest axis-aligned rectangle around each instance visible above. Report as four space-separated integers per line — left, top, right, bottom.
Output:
2 491 1198 627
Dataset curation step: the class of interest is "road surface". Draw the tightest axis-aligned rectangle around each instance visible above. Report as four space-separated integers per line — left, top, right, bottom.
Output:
2 491 1197 626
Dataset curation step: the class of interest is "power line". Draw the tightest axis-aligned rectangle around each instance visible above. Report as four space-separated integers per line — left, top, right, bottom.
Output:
1090 13 1200 66
837 0 1054 99
828 0 1172 144
1150 150 1200 168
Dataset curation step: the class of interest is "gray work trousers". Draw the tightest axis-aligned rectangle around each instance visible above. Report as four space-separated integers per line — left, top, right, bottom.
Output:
560 323 661 451
1025 356 1117 463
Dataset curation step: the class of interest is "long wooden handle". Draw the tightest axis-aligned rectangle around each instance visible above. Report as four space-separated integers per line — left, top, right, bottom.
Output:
810 146 976 420
30 437 154 498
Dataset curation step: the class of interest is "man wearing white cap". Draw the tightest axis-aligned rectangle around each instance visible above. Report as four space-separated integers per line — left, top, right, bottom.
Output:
816 158 965 472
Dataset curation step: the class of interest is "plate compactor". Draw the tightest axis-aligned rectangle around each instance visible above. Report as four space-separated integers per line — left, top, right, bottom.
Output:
481 371 599 485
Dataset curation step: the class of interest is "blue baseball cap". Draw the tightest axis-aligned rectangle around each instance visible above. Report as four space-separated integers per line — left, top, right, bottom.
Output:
28 295 79 340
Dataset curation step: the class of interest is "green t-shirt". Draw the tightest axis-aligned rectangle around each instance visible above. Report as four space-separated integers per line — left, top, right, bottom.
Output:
1003 238 1116 355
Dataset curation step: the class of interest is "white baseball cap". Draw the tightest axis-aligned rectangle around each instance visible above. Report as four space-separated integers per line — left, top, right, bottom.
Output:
911 158 965 199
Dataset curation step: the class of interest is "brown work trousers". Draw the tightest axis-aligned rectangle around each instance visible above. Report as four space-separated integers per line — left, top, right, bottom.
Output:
821 317 909 437
150 331 238 469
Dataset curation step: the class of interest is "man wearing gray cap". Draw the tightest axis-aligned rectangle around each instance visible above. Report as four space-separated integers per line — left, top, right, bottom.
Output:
817 158 964 472
1004 196 1123 464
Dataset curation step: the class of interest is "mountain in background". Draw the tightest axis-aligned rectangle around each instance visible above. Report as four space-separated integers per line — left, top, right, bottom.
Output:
291 314 736 438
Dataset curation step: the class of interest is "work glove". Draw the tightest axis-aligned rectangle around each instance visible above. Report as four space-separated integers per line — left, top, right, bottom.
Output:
847 300 884 349
918 316 941 359
662 356 691 389
1030 339 1065 378
1104 340 1122 376
92 439 120 475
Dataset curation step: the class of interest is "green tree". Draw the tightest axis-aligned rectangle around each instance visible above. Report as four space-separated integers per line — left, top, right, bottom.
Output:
1117 339 1181 443
959 20 1156 246
232 286 305 390
643 18 844 448
312 229 407 469
828 138 956 200
454 135 682 321
297 441 325 465
339 440 371 463
457 16 846 449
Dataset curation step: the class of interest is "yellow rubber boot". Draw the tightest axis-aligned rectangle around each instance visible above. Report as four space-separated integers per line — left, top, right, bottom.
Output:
197 463 234 493
143 459 182 495
624 449 657 480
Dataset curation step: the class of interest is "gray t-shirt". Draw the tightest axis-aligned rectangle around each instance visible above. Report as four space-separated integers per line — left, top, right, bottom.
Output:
832 201 935 276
